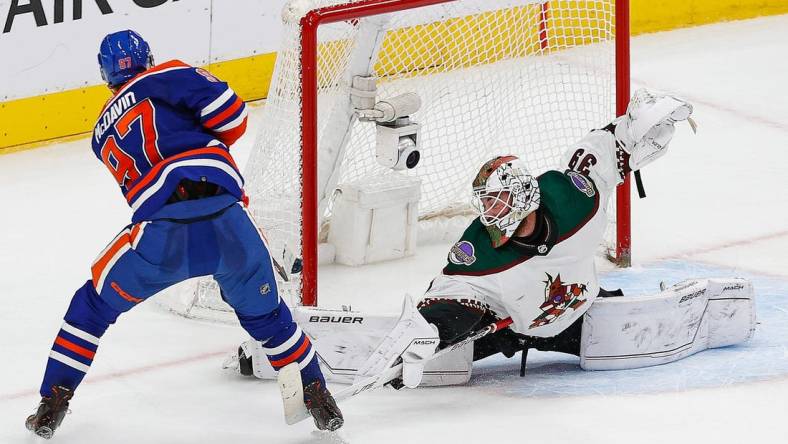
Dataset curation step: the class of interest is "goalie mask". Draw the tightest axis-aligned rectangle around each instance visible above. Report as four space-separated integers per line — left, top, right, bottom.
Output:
471 156 540 248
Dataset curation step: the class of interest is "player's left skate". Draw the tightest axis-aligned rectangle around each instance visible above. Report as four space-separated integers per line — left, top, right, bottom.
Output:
304 381 344 431
25 385 74 439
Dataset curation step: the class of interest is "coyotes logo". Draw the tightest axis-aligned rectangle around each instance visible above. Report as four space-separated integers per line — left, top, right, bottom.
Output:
530 273 588 329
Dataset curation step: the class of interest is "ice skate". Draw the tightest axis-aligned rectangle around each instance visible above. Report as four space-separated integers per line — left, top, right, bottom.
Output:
25 385 74 439
304 380 343 431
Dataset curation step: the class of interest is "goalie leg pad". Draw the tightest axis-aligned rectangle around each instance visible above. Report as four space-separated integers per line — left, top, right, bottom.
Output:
227 307 403 383
298 299 473 387
297 306 404 384
580 278 756 370
228 298 494 387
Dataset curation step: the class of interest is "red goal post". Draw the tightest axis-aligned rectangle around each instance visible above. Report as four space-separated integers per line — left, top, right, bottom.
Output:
615 0 631 268
297 0 631 306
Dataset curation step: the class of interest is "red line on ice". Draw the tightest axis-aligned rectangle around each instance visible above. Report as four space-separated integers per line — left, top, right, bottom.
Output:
657 229 788 261
0 349 228 402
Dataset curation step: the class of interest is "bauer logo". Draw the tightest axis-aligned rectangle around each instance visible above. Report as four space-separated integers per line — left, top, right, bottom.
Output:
308 316 363 324
679 289 706 304
449 241 476 266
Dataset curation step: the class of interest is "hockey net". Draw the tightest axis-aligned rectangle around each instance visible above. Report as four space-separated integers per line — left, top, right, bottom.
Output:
156 0 629 322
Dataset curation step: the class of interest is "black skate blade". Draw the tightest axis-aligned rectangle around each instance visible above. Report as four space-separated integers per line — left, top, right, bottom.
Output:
312 411 344 432
325 416 344 432
34 426 54 440
26 415 54 439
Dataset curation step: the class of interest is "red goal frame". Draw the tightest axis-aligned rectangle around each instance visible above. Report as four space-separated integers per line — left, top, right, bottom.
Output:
298 0 631 306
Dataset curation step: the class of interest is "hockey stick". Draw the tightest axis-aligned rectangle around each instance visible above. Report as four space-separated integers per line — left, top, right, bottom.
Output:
286 316 514 424
270 246 302 283
271 255 291 282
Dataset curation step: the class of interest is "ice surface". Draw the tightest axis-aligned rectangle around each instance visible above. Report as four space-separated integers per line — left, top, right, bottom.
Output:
1 14 788 444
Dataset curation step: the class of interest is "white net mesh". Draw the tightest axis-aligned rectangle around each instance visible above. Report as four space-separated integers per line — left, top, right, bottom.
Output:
157 0 621 321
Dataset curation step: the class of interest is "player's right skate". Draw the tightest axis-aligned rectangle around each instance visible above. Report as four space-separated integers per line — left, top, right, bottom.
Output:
304 380 344 431
25 385 74 439
277 361 344 430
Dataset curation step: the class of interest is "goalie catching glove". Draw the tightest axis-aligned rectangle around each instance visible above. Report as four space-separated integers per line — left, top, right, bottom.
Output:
355 295 440 389
614 88 697 171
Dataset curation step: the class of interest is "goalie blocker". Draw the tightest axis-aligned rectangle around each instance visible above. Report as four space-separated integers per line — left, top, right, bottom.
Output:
228 278 755 385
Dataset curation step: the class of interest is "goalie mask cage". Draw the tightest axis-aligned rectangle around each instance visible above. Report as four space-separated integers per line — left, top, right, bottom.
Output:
157 0 630 320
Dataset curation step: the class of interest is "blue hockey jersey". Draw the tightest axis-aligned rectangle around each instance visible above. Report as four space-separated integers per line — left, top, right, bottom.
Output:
91 60 248 222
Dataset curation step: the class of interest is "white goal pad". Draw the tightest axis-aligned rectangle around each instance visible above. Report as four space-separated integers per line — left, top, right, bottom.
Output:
580 278 756 371
242 305 473 386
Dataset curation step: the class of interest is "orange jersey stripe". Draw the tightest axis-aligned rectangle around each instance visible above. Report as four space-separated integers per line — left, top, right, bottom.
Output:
204 96 243 129
129 223 142 245
125 146 239 202
269 336 311 368
55 336 96 360
215 116 248 147
91 232 130 288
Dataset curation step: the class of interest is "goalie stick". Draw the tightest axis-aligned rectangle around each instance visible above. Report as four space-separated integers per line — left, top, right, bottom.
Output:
281 316 514 425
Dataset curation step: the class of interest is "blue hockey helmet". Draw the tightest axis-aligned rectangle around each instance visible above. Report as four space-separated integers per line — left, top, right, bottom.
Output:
98 30 154 88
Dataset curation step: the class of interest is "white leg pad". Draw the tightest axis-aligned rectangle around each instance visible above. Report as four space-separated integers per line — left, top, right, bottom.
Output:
246 340 277 380
240 305 410 383
580 278 756 370
236 304 474 386
297 306 402 384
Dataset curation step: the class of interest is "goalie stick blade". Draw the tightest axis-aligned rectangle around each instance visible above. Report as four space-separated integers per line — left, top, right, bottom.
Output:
335 362 405 403
277 363 309 425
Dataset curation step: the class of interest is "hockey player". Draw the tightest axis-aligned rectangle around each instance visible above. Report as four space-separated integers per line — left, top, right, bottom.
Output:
230 89 755 394
353 89 755 389
24 30 342 439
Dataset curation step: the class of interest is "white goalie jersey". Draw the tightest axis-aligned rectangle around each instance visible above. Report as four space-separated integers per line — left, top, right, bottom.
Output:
424 129 622 337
